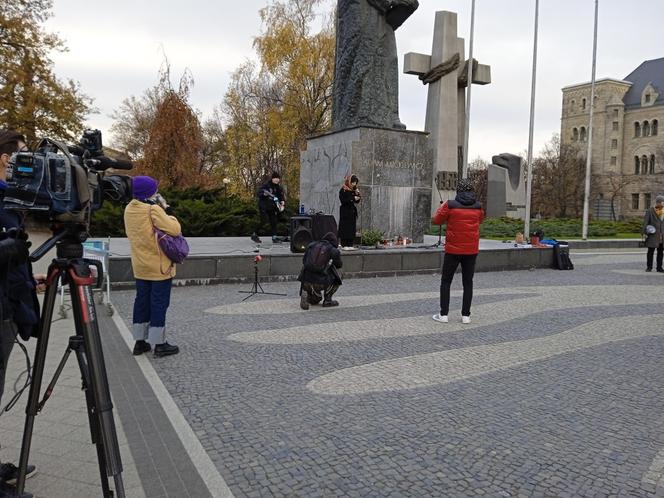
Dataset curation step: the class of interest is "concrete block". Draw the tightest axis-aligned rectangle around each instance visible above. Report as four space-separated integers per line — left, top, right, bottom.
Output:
363 253 402 272
402 251 441 270
270 255 303 276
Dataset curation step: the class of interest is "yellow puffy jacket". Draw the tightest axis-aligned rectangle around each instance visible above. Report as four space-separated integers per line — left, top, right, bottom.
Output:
124 200 182 280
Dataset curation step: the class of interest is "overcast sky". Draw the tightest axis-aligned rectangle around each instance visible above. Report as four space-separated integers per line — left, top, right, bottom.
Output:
46 0 664 161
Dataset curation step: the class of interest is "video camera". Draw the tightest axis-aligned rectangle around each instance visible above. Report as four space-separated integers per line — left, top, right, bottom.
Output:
6 129 133 228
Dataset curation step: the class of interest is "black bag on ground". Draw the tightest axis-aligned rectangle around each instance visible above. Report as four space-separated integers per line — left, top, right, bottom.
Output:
303 241 330 272
553 241 574 270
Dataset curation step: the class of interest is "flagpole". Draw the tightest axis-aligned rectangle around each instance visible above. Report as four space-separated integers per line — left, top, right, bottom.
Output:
462 0 476 179
582 0 599 240
523 0 539 240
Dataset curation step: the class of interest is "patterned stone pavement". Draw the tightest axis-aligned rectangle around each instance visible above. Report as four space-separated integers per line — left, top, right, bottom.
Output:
112 249 664 497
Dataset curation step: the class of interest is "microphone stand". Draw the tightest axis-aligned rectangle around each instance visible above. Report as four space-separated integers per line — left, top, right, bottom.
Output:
429 181 446 249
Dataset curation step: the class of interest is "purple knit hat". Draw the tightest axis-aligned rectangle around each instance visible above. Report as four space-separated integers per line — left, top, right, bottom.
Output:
132 176 158 201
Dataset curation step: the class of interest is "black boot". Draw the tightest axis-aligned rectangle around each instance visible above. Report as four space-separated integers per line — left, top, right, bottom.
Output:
251 232 262 244
322 299 339 307
300 290 310 310
132 340 151 356
154 342 179 357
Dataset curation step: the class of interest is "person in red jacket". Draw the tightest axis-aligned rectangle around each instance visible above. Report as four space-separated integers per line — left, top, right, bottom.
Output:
431 178 484 324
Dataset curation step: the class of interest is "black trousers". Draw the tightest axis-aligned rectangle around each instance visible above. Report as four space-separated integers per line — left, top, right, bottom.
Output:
646 243 664 270
440 253 477 317
302 282 339 303
257 208 279 237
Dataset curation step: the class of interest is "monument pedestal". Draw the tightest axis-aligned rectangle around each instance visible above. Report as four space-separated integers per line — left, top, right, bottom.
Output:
300 126 433 243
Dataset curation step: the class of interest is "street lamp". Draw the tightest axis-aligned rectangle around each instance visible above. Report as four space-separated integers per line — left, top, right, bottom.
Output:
222 177 230 196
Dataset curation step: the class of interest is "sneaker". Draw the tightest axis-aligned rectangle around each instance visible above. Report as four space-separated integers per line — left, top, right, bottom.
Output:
658 268 664 273
272 236 282 243
646 268 652 272
0 462 36 485
154 342 179 357
322 299 339 307
432 314 448 323
250 233 262 244
132 340 151 356
300 291 310 310
461 316 471 324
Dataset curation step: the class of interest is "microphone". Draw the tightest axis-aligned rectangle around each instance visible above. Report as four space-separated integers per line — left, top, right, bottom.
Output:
85 156 133 171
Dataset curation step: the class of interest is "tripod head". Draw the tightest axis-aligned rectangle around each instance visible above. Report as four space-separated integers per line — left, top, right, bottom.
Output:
29 223 89 262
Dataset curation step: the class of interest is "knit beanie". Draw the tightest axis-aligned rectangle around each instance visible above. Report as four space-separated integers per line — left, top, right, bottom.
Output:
132 176 158 201
456 179 474 192
656 195 664 204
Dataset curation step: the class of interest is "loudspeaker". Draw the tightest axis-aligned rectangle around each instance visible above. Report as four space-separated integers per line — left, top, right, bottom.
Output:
311 214 338 241
290 216 313 253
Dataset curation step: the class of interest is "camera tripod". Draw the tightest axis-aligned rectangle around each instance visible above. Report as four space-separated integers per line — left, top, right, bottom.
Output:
238 258 286 301
14 228 125 498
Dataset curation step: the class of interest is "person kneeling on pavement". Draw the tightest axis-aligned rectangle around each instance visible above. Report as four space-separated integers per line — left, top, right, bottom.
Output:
298 232 343 310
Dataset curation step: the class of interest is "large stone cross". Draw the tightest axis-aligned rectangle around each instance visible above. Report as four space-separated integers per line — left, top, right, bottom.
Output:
404 10 491 213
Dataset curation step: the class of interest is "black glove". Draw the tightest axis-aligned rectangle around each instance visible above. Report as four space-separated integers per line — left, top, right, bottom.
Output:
0 228 30 267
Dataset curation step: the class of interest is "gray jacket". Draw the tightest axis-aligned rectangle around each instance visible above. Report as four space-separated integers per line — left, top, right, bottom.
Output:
642 207 664 248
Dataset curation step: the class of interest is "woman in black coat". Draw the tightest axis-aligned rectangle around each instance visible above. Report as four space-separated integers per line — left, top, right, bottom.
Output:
338 175 361 248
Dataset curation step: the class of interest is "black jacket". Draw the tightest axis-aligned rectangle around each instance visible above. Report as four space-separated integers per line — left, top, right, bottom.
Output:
0 190 40 340
257 180 285 212
298 240 343 286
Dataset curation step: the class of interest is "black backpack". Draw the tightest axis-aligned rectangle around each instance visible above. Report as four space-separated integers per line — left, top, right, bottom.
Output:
554 242 574 270
303 242 331 272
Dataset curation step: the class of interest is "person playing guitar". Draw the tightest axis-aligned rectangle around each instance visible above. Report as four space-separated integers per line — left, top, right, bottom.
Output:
252 172 286 244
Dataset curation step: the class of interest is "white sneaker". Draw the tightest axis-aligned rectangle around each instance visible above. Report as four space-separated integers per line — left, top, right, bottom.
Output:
461 316 471 324
432 314 448 323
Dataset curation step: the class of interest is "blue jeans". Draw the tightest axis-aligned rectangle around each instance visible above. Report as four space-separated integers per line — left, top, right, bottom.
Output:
132 279 173 345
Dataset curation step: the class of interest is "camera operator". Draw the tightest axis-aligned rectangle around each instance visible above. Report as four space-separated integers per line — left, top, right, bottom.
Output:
298 232 343 309
0 130 40 486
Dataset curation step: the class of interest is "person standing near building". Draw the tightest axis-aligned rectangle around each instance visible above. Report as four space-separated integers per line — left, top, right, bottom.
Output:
431 179 484 324
338 175 361 249
642 194 664 272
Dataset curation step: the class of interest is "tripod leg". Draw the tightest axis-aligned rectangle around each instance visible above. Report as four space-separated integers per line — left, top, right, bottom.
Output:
16 266 61 495
70 336 113 498
68 267 126 498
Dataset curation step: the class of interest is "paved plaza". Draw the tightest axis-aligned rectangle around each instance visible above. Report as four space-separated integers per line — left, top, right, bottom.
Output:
3 248 664 497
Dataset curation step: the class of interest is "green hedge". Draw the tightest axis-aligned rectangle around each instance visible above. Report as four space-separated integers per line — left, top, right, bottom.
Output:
89 187 299 238
428 216 642 239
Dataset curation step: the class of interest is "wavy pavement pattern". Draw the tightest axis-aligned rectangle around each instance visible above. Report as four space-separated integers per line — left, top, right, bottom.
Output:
225 285 660 345
307 313 664 395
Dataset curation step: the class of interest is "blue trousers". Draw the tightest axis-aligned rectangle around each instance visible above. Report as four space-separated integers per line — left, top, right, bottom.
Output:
132 279 172 345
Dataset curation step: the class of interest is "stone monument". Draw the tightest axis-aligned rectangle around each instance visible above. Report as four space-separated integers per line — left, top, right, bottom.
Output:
403 11 491 214
486 153 526 218
300 0 433 243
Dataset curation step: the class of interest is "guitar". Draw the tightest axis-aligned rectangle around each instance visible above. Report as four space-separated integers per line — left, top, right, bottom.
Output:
260 189 285 212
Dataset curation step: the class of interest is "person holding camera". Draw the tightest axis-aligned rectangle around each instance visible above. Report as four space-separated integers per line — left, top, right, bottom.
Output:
431 178 484 324
298 232 343 309
642 194 664 272
251 172 286 244
124 176 181 357
0 130 39 486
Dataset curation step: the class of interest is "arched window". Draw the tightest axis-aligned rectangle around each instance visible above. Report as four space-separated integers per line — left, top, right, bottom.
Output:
653 120 658 136
580 127 587 142
635 156 640 174
651 154 656 174
572 128 579 141
644 121 651 136
635 122 642 137
642 155 649 175
582 98 587 110
571 99 576 109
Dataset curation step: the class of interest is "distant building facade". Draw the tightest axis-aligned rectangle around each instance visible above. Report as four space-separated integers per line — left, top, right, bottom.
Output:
561 57 664 219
